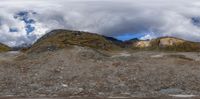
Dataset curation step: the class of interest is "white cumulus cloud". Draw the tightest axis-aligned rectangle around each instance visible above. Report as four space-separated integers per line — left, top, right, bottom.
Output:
0 0 200 46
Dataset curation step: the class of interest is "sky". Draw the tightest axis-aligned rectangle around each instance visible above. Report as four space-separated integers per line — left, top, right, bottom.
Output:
1 0 200 46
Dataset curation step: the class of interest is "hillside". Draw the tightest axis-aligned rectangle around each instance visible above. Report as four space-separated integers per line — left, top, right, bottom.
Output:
27 30 123 53
17 30 200 53
127 37 200 52
1 31 200 98
1 45 200 98
0 43 11 52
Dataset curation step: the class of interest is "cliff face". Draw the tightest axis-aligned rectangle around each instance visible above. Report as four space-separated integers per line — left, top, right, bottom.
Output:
127 37 200 52
151 37 200 52
158 37 185 47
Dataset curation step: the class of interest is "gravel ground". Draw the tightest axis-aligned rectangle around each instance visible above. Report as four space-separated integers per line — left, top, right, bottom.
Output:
0 46 200 98
1 96 200 99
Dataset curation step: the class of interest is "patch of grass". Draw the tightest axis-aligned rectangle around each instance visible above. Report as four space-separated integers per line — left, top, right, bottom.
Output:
27 30 123 53
0 43 11 52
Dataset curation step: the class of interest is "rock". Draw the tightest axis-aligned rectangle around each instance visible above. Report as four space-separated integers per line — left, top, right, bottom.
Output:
78 88 84 92
159 37 184 47
61 84 68 87
159 88 183 94
134 41 151 48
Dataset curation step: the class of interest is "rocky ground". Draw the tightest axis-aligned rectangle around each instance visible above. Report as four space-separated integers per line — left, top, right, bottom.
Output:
0 46 200 98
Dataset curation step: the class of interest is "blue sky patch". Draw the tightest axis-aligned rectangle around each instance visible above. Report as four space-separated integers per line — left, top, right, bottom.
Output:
26 25 35 34
191 17 200 27
116 33 145 41
9 28 18 32
14 11 36 35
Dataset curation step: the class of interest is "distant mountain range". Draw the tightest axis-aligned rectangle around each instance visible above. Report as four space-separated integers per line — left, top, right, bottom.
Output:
1 29 200 52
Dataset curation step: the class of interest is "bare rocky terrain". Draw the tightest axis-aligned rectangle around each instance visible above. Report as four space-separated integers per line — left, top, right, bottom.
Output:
0 46 200 98
0 30 200 99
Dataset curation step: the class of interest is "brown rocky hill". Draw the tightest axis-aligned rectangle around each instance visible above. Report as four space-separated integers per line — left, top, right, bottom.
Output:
26 29 200 53
0 43 11 52
126 37 200 52
1 31 200 97
27 30 123 53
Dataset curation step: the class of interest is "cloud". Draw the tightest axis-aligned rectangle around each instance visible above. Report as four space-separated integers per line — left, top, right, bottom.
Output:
0 0 200 46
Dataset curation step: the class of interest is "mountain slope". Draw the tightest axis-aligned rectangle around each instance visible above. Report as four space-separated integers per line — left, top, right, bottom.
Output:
26 29 200 53
127 37 200 52
150 37 200 51
27 30 123 53
0 43 11 52
1 45 200 97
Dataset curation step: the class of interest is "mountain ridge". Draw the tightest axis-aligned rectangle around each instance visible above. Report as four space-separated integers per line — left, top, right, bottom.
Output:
1 29 200 52
25 30 200 53
27 29 124 53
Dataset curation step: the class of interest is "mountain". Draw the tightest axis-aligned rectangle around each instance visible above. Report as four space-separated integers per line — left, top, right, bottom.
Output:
27 29 123 53
127 37 200 52
1 30 200 97
27 29 200 53
0 43 11 52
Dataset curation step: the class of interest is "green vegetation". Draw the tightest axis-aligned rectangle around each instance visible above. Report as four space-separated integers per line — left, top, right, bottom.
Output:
28 30 123 53
0 43 11 52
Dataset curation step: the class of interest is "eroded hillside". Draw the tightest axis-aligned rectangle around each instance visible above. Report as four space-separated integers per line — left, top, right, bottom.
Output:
126 37 200 52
